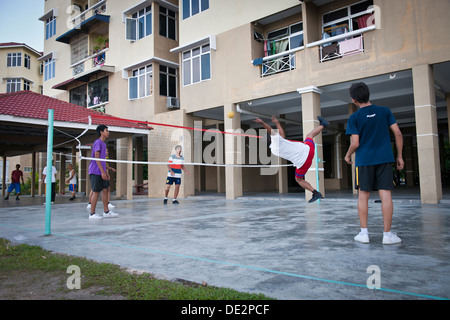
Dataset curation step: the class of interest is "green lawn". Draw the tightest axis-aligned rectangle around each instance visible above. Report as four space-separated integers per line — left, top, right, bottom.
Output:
0 238 274 300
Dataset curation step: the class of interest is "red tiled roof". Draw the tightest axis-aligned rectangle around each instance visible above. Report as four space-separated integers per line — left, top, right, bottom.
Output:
0 42 24 47
0 91 151 130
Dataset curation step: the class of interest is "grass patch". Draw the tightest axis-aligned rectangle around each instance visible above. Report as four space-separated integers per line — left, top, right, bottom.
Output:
0 238 274 300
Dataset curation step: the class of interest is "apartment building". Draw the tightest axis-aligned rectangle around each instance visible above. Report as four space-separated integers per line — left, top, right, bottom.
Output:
41 0 450 204
0 43 43 94
0 43 44 184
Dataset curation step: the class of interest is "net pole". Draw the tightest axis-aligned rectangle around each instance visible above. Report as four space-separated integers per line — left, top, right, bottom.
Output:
45 109 54 236
315 142 320 203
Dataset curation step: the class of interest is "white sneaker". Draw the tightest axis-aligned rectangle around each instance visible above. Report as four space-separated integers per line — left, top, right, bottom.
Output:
89 213 103 220
382 232 401 245
87 203 91 209
108 202 115 209
354 232 370 244
103 211 119 218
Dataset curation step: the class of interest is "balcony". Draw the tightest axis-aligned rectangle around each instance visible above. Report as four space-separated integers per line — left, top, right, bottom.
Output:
71 48 109 76
69 0 107 28
253 48 302 77
56 0 109 44
320 34 364 63
306 25 375 63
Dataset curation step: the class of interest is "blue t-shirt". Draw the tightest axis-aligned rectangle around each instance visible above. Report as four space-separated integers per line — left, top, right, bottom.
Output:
346 105 396 167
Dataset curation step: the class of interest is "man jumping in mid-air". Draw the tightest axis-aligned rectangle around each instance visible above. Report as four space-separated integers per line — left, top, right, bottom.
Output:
254 115 329 203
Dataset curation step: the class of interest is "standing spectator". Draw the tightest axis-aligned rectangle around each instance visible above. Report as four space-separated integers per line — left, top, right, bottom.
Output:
66 163 77 201
345 82 404 245
43 162 57 203
88 125 118 219
4 164 24 200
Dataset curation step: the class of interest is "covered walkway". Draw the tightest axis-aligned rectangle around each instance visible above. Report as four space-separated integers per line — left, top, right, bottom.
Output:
0 91 151 199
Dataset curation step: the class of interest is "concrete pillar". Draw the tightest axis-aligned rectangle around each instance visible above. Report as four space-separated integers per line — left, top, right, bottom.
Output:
447 93 450 140
59 154 66 194
224 103 243 199
1 155 6 197
38 152 44 196
216 124 225 194
412 64 442 204
134 136 144 188
180 110 195 198
31 152 36 197
277 116 288 194
298 87 324 200
79 149 89 194
116 136 133 200
404 135 415 187
348 103 358 194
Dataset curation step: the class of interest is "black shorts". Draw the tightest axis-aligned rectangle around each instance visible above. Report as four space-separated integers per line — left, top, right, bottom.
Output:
166 177 181 185
355 163 394 192
90 174 109 192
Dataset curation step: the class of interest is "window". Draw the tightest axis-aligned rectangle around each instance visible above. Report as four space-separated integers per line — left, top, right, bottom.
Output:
128 64 153 100
71 34 88 65
322 0 374 36
182 44 210 86
267 22 303 55
159 7 176 40
24 54 31 69
6 79 21 93
88 77 109 107
159 65 176 97
7 53 21 67
46 16 56 40
182 0 209 20
126 5 152 41
70 84 88 107
44 58 55 81
23 80 31 91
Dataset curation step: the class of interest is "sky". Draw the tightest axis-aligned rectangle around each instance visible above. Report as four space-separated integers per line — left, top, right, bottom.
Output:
0 0 45 52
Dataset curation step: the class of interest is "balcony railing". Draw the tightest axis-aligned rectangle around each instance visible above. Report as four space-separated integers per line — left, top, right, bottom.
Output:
70 0 107 28
306 25 376 63
320 35 364 63
252 47 304 77
71 48 108 76
262 53 295 77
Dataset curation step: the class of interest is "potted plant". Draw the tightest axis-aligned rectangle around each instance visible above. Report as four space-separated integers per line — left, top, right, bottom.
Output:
95 35 106 51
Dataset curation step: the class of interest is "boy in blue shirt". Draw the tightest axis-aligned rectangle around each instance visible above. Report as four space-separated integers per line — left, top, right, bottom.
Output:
345 83 404 245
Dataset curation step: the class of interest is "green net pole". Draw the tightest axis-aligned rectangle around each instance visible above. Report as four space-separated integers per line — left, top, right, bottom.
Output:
45 109 54 236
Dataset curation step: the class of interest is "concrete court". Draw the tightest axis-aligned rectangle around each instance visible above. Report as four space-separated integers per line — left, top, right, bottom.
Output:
0 191 449 300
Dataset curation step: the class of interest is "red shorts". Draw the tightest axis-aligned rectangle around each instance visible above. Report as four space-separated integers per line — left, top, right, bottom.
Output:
295 138 315 179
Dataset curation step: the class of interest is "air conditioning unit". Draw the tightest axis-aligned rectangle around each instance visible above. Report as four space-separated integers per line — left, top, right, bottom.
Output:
167 97 179 109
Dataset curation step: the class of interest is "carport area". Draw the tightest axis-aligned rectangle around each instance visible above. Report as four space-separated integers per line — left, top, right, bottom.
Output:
0 91 151 199
192 64 450 204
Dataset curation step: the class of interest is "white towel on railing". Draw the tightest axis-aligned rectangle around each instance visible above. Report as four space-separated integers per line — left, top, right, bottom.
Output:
339 37 363 55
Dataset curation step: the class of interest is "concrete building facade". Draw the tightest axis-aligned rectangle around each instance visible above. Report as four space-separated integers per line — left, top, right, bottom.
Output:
40 0 450 204
0 42 43 95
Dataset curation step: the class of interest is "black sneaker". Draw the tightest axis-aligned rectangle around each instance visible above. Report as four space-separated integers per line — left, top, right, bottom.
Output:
173 200 179 204
16 197 20 200
4 196 8 200
69 196 75 201
163 198 168 205
308 191 324 203
317 116 329 128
